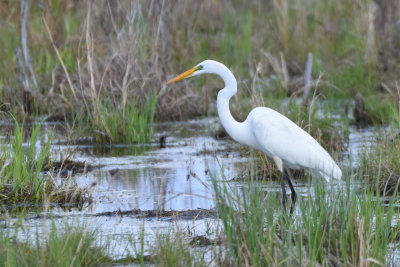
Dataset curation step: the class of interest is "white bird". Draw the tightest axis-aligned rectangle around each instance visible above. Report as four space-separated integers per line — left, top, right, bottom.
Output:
166 60 342 213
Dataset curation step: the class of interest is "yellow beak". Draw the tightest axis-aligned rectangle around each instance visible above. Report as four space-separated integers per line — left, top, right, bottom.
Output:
166 66 199 84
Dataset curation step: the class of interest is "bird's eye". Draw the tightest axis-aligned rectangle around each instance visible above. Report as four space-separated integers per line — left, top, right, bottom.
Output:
197 65 203 70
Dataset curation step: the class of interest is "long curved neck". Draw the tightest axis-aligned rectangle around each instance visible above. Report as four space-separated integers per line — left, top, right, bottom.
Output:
214 64 249 145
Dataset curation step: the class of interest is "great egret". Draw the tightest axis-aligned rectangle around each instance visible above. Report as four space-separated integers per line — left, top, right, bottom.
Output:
166 60 342 213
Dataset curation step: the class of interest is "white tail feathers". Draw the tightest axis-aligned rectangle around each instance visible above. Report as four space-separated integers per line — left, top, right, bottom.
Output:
316 158 342 182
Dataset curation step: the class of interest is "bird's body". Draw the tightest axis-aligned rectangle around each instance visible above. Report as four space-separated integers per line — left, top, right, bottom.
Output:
244 107 342 181
167 60 342 213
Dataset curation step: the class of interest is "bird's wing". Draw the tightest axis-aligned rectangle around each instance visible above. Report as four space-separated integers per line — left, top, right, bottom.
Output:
248 107 341 180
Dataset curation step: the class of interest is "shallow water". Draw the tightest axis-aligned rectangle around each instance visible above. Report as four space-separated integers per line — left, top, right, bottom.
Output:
1 118 398 261
1 118 247 259
50 119 249 213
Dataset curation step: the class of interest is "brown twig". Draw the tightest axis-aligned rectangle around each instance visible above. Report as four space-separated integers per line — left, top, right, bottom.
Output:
42 13 79 103
85 3 97 101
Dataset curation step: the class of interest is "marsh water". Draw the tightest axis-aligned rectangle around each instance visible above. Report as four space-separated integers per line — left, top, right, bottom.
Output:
1 118 398 261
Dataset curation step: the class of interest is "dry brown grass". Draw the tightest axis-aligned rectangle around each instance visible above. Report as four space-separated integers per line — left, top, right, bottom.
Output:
0 0 399 124
50 1 203 121
0 178 91 209
363 135 400 195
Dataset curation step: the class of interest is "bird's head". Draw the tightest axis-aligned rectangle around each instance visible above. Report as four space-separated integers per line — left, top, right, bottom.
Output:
166 60 216 84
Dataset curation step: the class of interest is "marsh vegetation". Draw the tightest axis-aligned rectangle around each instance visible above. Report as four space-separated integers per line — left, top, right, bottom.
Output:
0 0 399 266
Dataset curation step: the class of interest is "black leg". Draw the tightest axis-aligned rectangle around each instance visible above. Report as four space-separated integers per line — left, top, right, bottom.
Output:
279 171 287 212
284 169 297 215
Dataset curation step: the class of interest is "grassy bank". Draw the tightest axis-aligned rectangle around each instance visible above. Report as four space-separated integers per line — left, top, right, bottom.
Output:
0 0 399 143
0 120 89 207
0 222 110 266
361 130 400 195
212 171 398 266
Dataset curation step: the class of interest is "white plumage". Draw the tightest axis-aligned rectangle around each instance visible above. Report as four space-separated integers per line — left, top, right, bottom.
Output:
248 107 342 181
167 59 342 213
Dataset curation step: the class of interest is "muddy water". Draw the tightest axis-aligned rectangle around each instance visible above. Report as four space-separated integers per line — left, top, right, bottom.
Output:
1 119 397 260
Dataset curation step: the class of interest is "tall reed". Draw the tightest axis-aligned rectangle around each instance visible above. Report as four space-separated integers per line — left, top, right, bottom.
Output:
212 168 398 265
